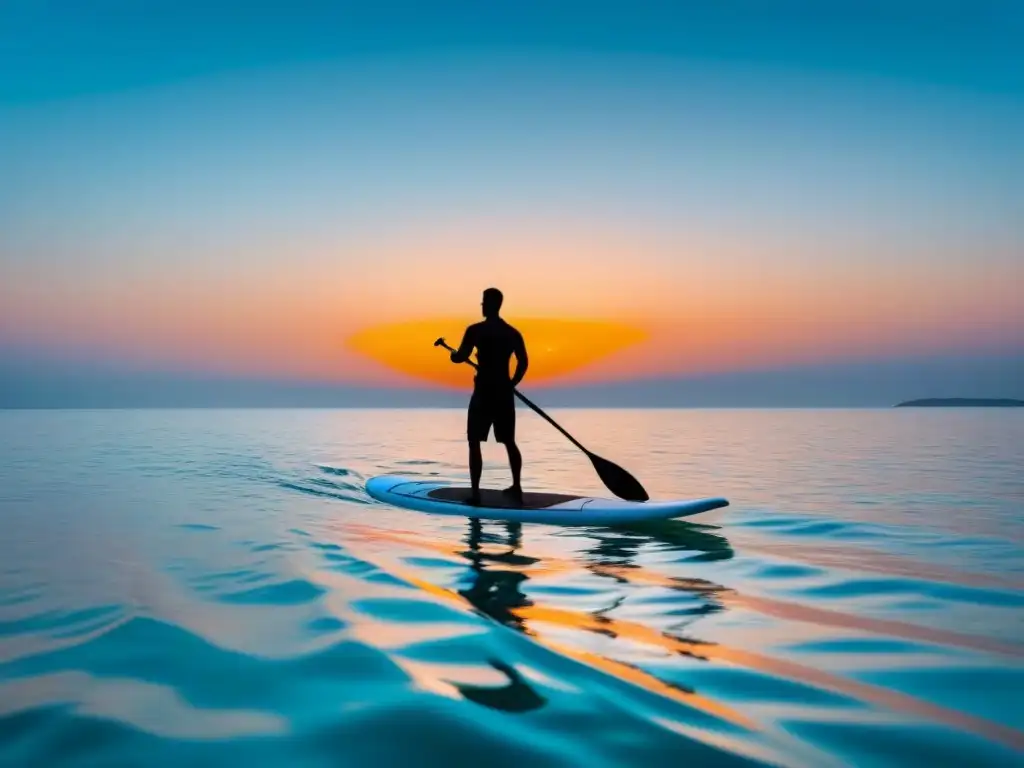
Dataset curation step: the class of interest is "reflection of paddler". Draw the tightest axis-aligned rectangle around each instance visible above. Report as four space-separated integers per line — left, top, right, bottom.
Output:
457 519 534 633
449 519 547 713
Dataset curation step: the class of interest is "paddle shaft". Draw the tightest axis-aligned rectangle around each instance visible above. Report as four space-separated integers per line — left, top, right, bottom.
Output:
437 341 590 455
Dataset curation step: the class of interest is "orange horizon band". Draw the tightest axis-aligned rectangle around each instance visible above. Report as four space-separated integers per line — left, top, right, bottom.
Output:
346 317 650 388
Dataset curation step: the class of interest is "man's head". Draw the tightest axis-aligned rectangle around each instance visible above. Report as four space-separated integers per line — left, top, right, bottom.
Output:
481 287 503 318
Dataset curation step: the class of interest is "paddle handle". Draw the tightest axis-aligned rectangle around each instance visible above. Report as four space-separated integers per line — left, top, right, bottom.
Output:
436 339 589 454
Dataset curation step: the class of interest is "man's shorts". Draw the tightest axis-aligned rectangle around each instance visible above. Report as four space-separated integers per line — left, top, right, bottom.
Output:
467 386 515 444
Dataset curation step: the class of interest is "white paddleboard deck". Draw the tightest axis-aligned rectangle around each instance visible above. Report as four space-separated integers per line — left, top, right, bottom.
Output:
365 475 729 526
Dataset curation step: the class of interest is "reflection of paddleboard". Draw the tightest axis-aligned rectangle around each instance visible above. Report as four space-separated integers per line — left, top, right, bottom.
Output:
365 475 729 526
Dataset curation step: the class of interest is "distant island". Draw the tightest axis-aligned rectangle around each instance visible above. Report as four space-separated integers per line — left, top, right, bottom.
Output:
894 398 1024 407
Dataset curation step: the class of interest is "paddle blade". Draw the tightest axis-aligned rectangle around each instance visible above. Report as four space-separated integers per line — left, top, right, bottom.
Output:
589 452 649 502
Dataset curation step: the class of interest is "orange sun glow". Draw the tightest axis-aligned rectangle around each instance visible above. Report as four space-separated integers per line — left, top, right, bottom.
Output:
346 317 648 388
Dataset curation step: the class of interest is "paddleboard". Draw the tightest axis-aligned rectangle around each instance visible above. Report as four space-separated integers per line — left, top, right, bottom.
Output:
365 475 729 526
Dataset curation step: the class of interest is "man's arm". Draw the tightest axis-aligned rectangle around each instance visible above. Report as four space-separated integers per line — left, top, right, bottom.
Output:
510 330 529 387
450 326 476 364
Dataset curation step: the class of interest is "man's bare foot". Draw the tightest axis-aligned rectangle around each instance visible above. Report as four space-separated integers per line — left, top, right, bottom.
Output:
502 485 523 504
467 489 482 506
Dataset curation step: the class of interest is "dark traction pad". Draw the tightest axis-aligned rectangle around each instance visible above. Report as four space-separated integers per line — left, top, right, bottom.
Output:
426 487 584 509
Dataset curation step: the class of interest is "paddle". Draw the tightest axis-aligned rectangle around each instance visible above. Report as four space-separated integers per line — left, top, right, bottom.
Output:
434 337 650 502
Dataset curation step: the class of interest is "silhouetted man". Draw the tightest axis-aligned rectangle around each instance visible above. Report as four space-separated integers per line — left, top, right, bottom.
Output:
450 288 528 505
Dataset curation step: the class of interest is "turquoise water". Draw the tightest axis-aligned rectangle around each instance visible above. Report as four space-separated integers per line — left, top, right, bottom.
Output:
0 408 1021 766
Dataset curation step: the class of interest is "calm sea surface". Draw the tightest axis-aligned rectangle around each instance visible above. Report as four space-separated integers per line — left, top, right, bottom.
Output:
0 408 1021 767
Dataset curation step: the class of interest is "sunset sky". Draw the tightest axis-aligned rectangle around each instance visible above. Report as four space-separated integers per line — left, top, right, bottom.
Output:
1 2 1021 405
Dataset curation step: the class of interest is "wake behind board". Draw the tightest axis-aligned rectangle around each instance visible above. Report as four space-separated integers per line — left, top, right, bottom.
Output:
365 475 729 526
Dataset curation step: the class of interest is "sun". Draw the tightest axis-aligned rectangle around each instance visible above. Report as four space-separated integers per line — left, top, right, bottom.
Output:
347 317 648 388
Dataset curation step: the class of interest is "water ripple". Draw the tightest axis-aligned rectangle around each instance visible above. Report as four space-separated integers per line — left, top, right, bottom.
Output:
1 408 1022 766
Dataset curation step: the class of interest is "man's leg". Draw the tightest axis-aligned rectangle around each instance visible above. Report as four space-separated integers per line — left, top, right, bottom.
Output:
468 440 483 503
467 392 486 503
505 441 522 494
496 390 522 498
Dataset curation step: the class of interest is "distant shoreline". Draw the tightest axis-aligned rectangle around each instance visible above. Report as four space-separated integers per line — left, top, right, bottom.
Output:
894 398 1024 408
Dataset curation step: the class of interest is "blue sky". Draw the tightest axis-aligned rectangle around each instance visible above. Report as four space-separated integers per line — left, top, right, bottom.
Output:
3 2 1021 101
1 1 1021 405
